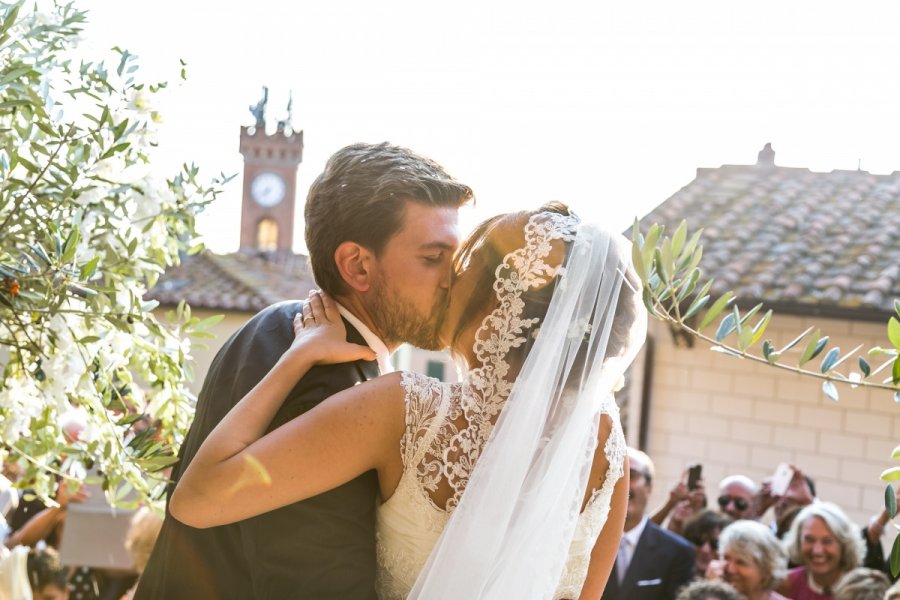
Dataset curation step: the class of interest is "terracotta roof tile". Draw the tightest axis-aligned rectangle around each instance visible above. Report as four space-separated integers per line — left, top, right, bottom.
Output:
639 157 900 318
147 251 316 312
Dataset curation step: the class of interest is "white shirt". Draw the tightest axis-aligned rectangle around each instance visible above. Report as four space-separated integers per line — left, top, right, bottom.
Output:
0 475 16 520
621 514 649 566
337 303 393 375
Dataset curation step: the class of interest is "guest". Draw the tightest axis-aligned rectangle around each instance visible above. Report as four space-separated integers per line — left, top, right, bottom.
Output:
707 520 788 600
0 544 30 599
676 580 743 600
779 502 864 599
0 459 21 522
603 448 695 600
125 508 163 575
856 487 896 577
831 567 889 600
775 505 803 541
4 482 87 549
768 467 815 526
718 476 758 521
652 467 707 535
684 510 732 578
27 546 70 600
122 508 164 599
766 468 886 576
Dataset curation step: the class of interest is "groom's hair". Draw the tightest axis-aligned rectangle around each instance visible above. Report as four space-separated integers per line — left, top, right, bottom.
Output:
305 142 473 295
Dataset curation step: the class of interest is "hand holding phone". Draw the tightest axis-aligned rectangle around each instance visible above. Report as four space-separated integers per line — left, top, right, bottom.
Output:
687 464 703 491
770 463 794 497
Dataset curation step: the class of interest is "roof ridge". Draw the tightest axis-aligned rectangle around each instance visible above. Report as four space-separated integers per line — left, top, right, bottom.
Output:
638 162 900 316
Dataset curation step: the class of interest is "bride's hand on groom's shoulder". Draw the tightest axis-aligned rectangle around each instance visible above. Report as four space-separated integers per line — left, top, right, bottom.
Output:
290 290 377 365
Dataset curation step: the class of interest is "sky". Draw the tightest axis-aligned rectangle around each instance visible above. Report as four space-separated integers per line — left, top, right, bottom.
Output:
80 1 900 253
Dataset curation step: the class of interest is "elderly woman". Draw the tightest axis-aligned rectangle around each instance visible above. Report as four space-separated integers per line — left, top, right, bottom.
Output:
706 520 788 600
779 502 865 600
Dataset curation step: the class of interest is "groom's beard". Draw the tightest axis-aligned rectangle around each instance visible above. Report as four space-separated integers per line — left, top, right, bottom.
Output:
369 280 447 351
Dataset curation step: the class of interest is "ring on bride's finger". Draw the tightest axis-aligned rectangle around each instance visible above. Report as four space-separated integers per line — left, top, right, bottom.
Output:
303 315 315 323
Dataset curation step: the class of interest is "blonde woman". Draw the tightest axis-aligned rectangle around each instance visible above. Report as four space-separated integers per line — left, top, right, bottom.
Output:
779 502 865 600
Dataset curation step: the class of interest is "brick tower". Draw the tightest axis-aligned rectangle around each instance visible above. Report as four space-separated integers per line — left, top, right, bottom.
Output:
238 87 303 253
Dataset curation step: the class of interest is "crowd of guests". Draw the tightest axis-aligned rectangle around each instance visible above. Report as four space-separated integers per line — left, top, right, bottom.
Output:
0 465 163 600
610 447 899 600
0 412 164 600
1 438 897 599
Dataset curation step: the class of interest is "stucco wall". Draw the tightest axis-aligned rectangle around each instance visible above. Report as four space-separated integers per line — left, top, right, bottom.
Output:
638 313 897 547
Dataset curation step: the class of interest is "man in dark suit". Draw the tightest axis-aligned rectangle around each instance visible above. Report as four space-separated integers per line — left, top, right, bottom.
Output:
603 447 695 600
135 143 472 599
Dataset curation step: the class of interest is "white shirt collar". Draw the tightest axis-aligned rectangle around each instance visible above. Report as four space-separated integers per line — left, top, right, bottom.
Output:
624 514 649 546
337 303 393 374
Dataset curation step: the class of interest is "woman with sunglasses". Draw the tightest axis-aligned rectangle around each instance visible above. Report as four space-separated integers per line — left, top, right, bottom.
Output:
706 520 789 600
684 510 732 578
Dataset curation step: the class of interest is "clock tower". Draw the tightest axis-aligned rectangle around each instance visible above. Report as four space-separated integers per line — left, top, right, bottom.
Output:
239 87 304 253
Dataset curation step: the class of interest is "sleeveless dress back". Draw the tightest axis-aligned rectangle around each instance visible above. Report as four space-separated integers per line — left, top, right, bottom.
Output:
375 371 626 600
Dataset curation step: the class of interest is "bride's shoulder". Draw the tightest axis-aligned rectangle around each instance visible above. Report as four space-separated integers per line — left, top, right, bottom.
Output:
395 371 453 407
397 370 446 389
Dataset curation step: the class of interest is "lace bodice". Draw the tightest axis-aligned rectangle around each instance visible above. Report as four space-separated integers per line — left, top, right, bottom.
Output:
375 371 626 600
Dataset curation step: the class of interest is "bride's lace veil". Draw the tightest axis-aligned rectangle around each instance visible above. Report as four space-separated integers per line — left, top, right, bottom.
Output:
409 205 648 599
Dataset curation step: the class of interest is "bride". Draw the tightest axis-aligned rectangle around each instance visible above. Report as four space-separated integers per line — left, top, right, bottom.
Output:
171 203 647 599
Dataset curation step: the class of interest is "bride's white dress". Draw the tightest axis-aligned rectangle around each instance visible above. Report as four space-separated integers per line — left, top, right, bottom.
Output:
375 371 626 600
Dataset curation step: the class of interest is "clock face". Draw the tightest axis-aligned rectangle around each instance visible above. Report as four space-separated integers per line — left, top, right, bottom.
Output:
250 172 286 207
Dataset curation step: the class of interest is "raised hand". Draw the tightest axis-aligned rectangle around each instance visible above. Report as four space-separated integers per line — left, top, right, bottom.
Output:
55 480 88 508
291 290 377 365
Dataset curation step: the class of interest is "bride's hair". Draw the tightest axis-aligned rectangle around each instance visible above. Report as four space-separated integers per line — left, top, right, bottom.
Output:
448 201 568 350
449 202 641 370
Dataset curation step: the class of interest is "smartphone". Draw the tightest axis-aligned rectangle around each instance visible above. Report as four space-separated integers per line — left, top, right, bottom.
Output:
687 464 703 491
771 463 794 496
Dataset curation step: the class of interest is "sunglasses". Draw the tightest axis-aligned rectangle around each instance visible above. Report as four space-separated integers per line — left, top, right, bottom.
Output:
688 536 719 552
718 495 749 511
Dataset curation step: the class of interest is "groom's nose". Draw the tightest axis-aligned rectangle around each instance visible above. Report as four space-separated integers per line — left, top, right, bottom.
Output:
440 266 453 290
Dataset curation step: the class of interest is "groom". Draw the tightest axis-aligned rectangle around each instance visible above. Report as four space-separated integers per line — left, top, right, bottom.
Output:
135 142 472 599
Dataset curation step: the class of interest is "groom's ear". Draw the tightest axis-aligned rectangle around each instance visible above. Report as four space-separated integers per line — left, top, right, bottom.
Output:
334 241 375 292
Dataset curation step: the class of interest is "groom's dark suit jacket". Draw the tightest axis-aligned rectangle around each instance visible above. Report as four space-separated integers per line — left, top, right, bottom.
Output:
135 301 380 600
601 521 695 600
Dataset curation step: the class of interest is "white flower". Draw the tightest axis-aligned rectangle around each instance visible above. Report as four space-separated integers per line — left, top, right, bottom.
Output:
133 176 171 222
146 218 169 251
145 386 173 420
0 377 45 444
89 155 126 181
75 187 106 208
98 330 132 372
31 5 60 27
42 350 87 408
42 315 89 405
115 279 146 311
